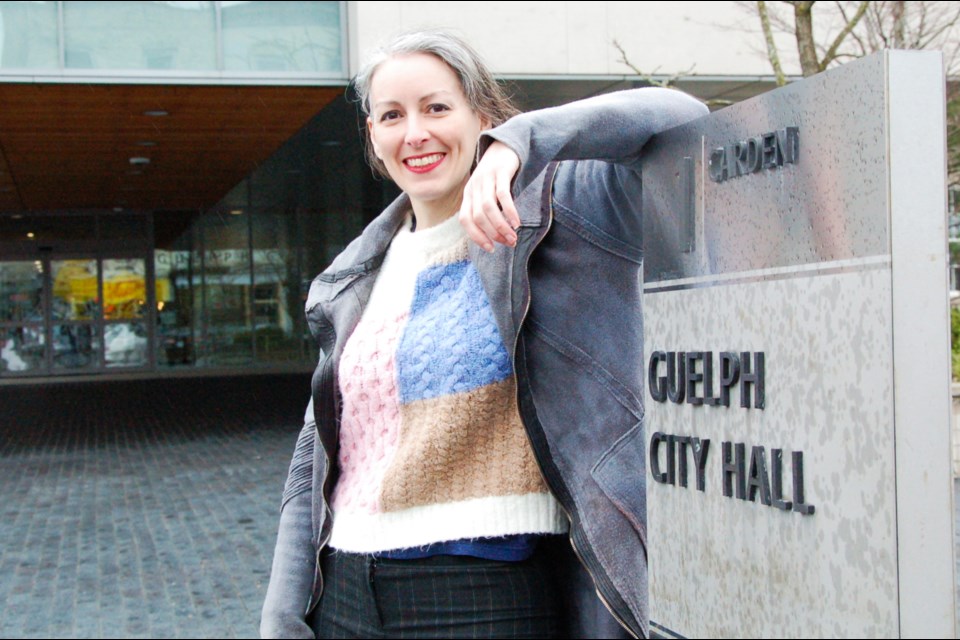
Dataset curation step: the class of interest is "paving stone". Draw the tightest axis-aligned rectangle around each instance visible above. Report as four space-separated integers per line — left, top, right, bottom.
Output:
0 373 310 639
2 373 958 636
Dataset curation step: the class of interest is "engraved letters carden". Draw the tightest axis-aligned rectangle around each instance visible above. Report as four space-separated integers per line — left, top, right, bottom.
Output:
709 127 799 183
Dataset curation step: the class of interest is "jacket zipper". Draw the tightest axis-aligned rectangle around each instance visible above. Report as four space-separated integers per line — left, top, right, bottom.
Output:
511 166 638 640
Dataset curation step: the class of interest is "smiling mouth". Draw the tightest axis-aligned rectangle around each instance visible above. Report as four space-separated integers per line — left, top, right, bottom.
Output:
403 153 445 172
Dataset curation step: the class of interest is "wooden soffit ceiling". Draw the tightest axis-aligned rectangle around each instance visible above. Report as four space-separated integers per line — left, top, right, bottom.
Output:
0 83 342 212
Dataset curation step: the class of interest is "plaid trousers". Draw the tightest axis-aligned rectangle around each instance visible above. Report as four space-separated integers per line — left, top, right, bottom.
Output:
309 548 561 639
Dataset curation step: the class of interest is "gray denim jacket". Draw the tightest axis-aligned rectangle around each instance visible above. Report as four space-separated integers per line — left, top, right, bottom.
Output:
260 88 708 639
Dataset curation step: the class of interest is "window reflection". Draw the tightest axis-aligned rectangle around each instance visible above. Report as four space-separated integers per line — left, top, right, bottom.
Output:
0 1 344 75
0 1 59 69
0 260 44 323
52 260 99 321
102 259 146 320
155 248 195 367
1 326 44 373
221 1 342 72
52 323 100 370
63 1 217 71
201 216 253 365
253 213 300 362
104 322 148 367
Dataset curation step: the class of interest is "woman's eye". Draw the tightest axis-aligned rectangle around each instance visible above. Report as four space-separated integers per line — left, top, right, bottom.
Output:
379 110 401 122
427 103 450 114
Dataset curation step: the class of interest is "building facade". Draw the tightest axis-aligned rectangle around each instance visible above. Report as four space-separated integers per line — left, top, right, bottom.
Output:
0 1 800 379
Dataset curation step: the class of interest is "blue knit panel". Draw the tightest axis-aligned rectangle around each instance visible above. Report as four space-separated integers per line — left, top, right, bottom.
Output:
397 260 512 404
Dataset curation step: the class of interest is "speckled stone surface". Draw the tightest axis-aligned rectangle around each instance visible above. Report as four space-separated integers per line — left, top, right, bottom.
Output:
640 50 954 637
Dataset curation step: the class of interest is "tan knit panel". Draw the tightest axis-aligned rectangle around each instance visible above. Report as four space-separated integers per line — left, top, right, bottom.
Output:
380 377 548 512
429 236 468 267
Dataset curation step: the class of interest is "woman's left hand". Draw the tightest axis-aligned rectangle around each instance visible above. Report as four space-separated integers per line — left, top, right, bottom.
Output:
460 141 521 253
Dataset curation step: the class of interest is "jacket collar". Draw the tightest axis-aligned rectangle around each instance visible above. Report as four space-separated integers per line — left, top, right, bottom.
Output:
336 192 412 274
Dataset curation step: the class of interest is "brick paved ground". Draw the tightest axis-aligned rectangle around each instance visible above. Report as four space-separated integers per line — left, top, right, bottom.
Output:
0 373 312 639
1 374 959 638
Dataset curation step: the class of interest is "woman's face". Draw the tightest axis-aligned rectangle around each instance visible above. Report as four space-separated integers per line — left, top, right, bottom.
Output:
367 53 488 220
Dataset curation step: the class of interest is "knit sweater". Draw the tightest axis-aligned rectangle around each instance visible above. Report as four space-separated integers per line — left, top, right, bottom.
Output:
327 213 566 553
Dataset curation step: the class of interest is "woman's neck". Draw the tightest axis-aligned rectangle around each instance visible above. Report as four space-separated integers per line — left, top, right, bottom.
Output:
409 191 463 231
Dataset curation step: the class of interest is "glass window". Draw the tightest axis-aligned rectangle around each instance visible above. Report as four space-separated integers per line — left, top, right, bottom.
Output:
0 260 43 323
0 2 58 69
155 246 195 367
52 323 100 370
200 212 252 365
221 1 342 73
52 259 99 321
1 326 45 374
252 211 300 362
104 322 148 367
102 258 146 320
63 1 216 71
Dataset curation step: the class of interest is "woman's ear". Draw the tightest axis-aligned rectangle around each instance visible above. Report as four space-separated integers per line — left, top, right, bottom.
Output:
367 117 383 159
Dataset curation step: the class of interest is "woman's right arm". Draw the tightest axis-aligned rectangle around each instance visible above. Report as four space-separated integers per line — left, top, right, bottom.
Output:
260 398 318 639
461 87 708 250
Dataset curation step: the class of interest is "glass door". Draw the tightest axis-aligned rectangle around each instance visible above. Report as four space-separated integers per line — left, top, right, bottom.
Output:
50 256 152 372
0 260 47 374
50 258 102 371
101 257 150 369
0 254 154 376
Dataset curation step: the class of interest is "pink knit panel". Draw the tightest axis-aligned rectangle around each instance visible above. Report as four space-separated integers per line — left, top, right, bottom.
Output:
330 312 406 515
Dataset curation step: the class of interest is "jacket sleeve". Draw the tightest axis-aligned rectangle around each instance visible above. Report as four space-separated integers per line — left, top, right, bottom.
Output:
480 87 708 197
260 398 318 639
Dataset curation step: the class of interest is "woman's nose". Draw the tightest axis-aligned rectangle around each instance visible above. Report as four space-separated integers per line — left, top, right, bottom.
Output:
404 115 429 147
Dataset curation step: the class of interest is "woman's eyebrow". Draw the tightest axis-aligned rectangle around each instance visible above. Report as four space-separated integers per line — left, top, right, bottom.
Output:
417 90 455 103
373 90 456 110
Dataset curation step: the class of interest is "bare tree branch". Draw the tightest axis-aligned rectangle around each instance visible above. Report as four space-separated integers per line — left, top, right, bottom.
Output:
745 0 960 182
758 1 788 85
612 40 732 109
819 1 869 70
836 0 870 56
613 39 701 88
892 0 906 48
915 5 960 49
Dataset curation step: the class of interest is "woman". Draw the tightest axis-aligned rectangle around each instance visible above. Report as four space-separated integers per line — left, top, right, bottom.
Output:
261 30 707 639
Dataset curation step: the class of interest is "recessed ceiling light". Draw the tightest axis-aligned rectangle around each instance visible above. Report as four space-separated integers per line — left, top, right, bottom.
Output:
230 209 244 215
11 214 23 220
113 207 123 212
26 232 34 239
143 110 169 117
129 157 151 165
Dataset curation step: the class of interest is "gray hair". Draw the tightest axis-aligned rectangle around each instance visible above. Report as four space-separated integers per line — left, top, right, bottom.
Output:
353 29 519 177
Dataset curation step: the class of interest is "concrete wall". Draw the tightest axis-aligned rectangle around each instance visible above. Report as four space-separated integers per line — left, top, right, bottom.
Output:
348 1 800 78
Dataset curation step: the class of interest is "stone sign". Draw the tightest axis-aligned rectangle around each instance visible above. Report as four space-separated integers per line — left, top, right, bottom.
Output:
641 50 954 638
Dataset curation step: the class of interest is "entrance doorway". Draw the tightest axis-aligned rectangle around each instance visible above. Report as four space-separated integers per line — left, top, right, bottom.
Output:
1 253 154 376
